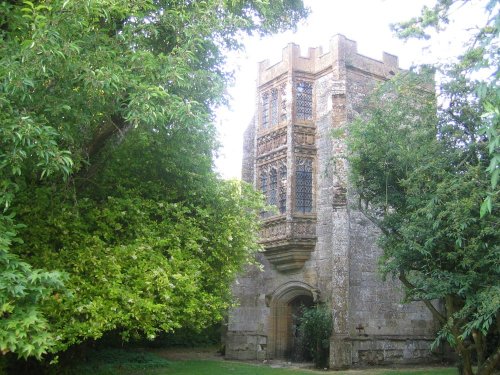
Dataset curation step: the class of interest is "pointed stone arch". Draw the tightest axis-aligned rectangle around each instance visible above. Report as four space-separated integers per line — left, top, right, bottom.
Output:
267 281 319 359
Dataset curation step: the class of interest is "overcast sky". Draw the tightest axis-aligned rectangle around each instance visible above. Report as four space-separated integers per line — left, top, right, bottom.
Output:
214 0 487 179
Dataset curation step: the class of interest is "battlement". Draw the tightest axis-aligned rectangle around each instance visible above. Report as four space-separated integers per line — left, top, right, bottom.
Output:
257 34 400 87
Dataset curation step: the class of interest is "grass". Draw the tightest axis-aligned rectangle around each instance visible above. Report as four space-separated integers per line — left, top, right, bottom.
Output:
150 361 457 375
69 348 457 375
377 370 456 375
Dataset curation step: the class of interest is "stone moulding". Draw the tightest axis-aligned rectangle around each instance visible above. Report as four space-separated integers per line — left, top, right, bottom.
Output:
263 240 316 272
259 216 317 272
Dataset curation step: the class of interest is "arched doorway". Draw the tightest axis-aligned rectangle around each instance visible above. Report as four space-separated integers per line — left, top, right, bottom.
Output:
268 282 318 360
287 294 314 361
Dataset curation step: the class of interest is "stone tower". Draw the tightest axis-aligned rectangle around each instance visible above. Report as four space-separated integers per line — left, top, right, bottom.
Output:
226 35 437 368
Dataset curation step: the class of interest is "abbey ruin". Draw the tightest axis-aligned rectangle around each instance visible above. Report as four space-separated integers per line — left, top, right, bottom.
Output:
225 35 438 368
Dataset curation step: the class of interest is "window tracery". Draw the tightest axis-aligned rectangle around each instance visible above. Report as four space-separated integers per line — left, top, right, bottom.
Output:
280 83 287 122
270 88 279 126
261 92 269 129
279 165 287 214
295 158 313 213
296 81 313 121
269 168 277 206
260 170 267 198
259 160 287 216
260 83 287 129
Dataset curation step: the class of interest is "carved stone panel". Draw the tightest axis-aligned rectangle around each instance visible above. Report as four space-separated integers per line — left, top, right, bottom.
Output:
256 148 287 165
293 125 316 155
257 128 287 156
260 216 316 272
293 132 315 147
290 220 316 237
260 217 287 241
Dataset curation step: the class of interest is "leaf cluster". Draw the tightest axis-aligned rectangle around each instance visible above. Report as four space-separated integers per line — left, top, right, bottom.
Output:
0 214 66 359
347 51 499 375
0 0 306 361
297 305 332 368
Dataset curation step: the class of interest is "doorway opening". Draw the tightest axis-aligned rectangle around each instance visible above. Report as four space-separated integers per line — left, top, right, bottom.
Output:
287 294 314 361
268 282 318 361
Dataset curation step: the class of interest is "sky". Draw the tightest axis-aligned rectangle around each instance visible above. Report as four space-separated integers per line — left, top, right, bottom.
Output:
214 0 487 179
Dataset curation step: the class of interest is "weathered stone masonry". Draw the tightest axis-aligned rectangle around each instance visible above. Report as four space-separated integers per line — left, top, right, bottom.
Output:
227 35 438 368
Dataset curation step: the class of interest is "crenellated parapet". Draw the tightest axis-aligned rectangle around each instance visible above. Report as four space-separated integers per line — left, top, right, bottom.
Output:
257 34 400 87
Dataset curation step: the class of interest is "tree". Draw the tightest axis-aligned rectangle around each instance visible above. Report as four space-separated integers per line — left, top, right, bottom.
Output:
392 0 499 217
346 1 500 370
0 0 308 362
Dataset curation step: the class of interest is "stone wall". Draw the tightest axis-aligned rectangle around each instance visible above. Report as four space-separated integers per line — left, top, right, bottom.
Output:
226 34 438 368
343 61 437 366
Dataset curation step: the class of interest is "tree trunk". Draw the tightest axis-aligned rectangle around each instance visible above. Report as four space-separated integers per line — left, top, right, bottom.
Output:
477 344 500 375
444 295 474 375
472 329 486 367
460 348 474 375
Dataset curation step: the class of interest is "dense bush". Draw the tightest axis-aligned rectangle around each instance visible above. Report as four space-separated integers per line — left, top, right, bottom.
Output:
297 305 332 368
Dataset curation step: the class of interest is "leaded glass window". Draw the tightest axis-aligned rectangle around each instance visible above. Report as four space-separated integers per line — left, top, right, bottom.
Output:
259 161 287 217
270 88 279 126
279 165 287 214
295 158 313 213
280 83 287 122
296 81 313 121
261 92 269 129
268 168 277 206
260 170 267 197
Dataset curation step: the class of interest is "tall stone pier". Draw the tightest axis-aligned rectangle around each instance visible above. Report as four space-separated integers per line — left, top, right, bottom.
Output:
226 35 437 368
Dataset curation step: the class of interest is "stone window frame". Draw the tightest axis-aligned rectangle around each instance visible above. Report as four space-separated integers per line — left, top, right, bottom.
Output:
260 170 268 198
260 82 287 130
268 168 278 206
293 156 315 214
294 79 314 123
278 164 287 214
258 158 287 217
293 156 314 214
261 92 269 129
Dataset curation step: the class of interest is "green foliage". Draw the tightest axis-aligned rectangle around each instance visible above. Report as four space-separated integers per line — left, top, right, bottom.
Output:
0 214 66 359
348 69 499 375
141 325 222 348
384 2 500 374
69 348 172 375
0 0 307 362
12 176 265 353
297 305 332 368
68 348 457 375
347 45 499 375
392 0 499 217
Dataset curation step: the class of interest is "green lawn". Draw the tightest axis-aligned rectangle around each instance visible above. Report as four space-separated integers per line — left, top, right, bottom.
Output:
141 360 457 375
70 349 457 375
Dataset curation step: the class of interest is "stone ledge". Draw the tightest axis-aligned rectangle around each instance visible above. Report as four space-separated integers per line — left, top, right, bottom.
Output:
264 240 316 272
